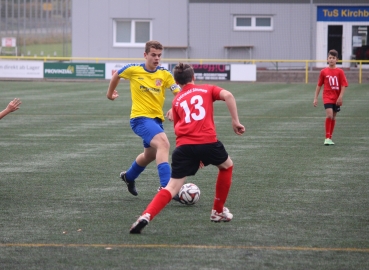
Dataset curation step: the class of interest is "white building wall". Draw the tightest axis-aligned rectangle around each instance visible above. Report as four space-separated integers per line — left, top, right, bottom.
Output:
71 0 368 69
188 3 313 68
72 0 188 59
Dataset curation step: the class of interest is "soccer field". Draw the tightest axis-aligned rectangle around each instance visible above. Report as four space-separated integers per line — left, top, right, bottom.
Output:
1 81 368 269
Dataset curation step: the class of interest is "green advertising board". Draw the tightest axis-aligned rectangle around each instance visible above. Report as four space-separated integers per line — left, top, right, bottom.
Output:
44 63 105 79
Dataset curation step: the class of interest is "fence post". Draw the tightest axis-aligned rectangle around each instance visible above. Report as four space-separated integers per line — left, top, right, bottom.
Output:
305 61 309 84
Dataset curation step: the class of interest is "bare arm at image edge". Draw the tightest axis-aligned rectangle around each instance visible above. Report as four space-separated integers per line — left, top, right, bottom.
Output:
0 98 22 120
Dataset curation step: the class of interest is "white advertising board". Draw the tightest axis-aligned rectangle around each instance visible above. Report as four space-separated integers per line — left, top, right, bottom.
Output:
1 37 16 47
0 60 44 78
105 63 169 79
230 64 256 81
105 63 129 80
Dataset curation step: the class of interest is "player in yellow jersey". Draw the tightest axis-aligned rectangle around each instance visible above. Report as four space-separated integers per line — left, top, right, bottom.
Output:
106 40 180 196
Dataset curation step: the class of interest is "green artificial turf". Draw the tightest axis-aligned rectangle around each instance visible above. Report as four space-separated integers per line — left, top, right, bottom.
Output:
0 81 368 269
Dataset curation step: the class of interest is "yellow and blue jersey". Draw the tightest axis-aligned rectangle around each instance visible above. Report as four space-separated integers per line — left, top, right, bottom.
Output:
117 64 180 121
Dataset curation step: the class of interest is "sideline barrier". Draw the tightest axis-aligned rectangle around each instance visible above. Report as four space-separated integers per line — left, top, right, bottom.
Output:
44 63 105 79
0 60 43 79
1 56 368 83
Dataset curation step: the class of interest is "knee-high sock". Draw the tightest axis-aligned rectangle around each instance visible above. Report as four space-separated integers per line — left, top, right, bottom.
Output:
157 162 171 187
213 166 233 213
125 161 145 182
325 118 332 139
329 119 336 139
142 189 172 221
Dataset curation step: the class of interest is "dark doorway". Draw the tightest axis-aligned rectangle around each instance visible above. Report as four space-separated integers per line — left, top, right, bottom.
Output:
328 25 343 64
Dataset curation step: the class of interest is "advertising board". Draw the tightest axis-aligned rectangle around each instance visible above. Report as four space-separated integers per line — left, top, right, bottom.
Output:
0 60 43 78
44 63 105 79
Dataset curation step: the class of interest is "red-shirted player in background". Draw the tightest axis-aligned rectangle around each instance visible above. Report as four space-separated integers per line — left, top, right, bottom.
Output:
313 49 348 145
129 63 245 234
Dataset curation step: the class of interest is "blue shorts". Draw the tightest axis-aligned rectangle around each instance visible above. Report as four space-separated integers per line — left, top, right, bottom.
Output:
130 117 164 148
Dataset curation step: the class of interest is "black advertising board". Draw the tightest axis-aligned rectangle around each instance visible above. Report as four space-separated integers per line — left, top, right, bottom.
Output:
168 64 230 80
192 64 230 80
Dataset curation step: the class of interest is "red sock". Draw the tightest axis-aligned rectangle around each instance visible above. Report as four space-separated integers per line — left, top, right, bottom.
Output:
325 118 332 139
329 119 336 139
213 166 233 213
142 189 172 221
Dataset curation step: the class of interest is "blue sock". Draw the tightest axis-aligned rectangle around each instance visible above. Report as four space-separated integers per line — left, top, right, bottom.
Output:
157 162 171 187
125 161 145 182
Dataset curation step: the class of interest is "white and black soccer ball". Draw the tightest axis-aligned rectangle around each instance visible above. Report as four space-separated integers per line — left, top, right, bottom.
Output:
178 183 200 205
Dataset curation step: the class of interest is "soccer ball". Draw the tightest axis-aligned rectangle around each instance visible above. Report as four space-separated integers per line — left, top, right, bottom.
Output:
178 183 200 205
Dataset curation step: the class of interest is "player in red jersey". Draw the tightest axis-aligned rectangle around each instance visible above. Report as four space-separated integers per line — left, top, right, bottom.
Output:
313 49 348 145
129 63 245 233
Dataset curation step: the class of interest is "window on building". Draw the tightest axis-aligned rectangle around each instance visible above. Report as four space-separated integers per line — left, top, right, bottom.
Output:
113 20 151 47
234 16 273 31
352 25 369 62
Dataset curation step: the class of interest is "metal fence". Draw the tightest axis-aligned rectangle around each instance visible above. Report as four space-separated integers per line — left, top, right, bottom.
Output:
0 0 71 57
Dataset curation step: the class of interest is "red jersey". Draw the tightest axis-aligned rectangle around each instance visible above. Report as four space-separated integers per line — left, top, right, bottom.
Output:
317 67 348 104
172 84 223 147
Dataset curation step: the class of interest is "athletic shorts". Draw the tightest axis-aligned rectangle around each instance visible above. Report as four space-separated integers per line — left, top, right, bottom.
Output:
171 141 229 179
130 117 164 148
324 103 341 113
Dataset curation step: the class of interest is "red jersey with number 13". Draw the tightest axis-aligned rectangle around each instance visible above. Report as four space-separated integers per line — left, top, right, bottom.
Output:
172 84 223 147
317 67 348 104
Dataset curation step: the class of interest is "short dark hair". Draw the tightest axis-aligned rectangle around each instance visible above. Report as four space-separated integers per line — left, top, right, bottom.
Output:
328 49 338 58
145 40 163 53
173 63 194 85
